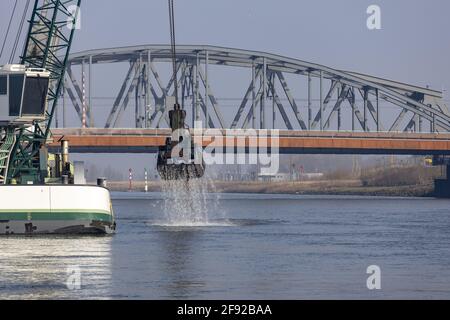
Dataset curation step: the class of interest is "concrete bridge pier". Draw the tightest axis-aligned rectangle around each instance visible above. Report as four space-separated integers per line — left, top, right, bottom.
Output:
434 165 450 198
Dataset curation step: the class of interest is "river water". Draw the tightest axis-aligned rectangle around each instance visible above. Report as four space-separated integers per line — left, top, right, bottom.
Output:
1 193 450 299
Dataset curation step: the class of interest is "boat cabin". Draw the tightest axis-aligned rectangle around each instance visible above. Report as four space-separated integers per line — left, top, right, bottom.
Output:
0 64 50 125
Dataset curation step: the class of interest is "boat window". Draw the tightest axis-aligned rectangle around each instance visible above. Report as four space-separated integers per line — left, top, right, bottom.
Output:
0 76 6 95
21 76 49 116
9 74 24 117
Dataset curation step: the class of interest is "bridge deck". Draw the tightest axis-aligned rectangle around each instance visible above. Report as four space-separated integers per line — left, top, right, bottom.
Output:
49 129 450 155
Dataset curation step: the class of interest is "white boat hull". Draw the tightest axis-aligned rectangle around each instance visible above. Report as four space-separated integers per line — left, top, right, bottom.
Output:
0 185 115 235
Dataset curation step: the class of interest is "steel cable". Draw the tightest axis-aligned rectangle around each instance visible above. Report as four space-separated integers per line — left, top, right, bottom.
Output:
10 0 31 64
0 0 19 62
168 0 179 107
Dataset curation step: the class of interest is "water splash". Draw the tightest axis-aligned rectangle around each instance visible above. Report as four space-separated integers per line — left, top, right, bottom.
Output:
161 178 218 226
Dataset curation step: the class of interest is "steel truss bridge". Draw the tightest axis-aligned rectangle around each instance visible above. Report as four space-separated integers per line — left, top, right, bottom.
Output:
62 44 450 133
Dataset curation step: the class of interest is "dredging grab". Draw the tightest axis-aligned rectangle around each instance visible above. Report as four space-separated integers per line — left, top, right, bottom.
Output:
157 104 205 181
157 0 206 181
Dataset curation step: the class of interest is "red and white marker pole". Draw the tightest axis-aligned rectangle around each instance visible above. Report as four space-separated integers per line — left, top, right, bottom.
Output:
144 168 148 193
128 168 133 192
81 61 87 129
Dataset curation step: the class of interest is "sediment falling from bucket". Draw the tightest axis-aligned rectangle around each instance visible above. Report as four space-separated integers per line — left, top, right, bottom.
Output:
161 179 211 226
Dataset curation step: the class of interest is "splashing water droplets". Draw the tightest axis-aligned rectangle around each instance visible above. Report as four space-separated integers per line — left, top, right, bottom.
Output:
161 179 211 226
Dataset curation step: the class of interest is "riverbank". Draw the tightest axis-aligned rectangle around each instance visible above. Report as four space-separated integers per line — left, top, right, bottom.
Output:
105 180 435 197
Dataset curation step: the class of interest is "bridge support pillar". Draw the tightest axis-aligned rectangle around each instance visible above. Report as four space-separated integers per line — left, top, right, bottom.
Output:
435 165 450 198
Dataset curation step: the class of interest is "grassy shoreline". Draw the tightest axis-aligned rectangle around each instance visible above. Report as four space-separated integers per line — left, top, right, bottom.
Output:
104 180 435 198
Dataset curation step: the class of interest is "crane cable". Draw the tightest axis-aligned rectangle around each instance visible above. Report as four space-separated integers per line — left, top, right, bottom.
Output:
168 0 179 109
0 0 19 61
10 0 31 64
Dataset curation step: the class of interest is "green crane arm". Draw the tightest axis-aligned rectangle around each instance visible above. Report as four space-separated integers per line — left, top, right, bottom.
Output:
7 0 81 184
21 0 82 138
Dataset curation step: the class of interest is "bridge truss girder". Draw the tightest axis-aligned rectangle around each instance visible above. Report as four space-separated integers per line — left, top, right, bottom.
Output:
63 45 449 133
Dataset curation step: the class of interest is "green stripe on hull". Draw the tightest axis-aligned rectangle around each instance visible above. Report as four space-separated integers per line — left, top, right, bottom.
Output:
0 210 113 222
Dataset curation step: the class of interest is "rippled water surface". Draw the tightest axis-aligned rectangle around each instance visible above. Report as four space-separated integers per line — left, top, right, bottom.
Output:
1 193 450 299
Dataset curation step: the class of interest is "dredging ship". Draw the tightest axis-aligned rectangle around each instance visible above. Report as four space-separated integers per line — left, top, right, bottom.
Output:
0 64 115 235
0 1 115 235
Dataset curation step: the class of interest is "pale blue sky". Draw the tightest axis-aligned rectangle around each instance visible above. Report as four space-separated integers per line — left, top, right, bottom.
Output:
1 0 450 92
